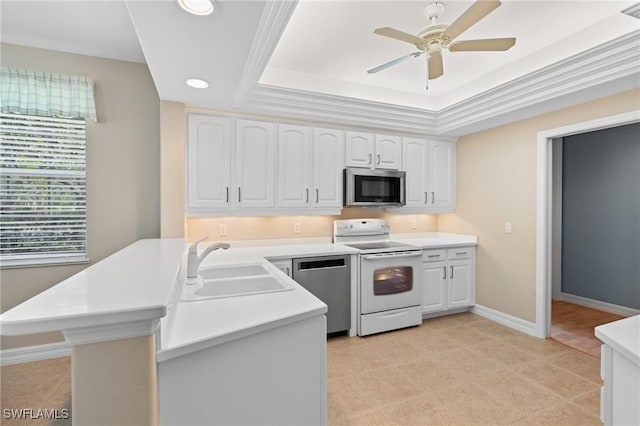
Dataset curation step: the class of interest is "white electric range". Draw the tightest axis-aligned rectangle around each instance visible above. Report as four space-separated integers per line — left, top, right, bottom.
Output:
334 219 423 336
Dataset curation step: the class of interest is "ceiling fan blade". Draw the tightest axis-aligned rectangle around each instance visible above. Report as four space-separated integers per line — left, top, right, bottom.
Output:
442 0 501 42
448 37 516 52
374 27 425 45
428 51 443 80
367 52 423 74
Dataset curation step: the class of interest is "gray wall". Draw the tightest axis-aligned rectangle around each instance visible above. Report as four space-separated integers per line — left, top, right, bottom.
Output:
0 43 161 349
562 123 640 309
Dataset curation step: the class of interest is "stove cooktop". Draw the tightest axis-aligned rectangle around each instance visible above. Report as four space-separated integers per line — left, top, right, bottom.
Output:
343 241 416 251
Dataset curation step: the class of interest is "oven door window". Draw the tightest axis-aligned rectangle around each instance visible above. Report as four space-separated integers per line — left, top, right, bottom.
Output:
354 175 401 203
373 266 413 295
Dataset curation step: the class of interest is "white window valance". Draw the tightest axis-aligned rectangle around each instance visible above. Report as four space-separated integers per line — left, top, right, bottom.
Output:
1 67 97 121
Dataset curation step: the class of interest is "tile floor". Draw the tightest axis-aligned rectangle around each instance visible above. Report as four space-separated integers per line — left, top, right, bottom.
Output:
551 300 625 358
0 313 602 425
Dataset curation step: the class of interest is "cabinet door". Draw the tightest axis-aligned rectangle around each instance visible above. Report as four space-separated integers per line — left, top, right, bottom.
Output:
345 131 374 168
235 119 276 208
313 128 344 208
375 134 402 170
278 124 312 208
187 114 232 210
423 260 447 313
429 141 454 209
270 259 292 277
402 137 429 207
447 259 475 308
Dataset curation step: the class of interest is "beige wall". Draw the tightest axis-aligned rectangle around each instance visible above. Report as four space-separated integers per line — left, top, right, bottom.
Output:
438 88 640 323
0 44 161 349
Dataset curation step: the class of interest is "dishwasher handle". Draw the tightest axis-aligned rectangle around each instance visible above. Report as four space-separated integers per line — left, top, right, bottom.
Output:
295 257 349 271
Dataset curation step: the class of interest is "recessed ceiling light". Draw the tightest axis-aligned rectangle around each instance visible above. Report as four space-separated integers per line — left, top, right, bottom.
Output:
186 78 209 89
178 0 214 16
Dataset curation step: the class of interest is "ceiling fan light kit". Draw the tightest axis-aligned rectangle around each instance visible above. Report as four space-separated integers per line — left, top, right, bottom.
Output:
368 0 517 89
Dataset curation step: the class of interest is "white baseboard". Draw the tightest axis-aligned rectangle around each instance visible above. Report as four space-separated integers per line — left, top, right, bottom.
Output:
0 342 70 366
471 304 539 338
558 292 640 317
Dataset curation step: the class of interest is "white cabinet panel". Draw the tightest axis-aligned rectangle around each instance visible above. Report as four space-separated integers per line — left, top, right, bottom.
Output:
375 134 402 170
235 119 276 208
423 260 447 313
313 128 344 208
422 247 475 314
278 124 312 207
187 115 232 210
429 141 454 210
345 131 374 168
402 137 429 207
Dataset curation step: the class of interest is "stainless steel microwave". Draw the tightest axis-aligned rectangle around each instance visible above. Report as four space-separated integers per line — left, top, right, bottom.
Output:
343 167 406 207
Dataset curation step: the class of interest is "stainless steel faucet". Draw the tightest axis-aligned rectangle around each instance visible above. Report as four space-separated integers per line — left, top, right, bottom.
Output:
186 238 231 279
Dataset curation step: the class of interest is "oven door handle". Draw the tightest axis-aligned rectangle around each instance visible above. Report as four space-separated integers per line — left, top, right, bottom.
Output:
362 251 422 260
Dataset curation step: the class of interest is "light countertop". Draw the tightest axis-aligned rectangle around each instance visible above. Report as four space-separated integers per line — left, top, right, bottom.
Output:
595 315 640 366
0 233 477 359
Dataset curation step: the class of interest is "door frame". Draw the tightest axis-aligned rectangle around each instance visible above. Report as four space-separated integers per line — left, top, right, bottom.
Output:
535 110 640 338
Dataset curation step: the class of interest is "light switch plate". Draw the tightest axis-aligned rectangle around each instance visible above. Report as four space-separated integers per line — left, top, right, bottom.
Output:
410 218 417 229
504 222 512 234
219 224 228 236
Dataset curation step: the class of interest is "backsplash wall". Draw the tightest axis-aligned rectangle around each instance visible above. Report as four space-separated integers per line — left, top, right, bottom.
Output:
186 209 437 242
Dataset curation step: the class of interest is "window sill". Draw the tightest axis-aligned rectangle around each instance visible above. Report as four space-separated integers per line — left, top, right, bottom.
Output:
0 257 91 270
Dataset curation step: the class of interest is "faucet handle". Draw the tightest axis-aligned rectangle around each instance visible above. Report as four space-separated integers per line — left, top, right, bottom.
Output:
189 236 208 253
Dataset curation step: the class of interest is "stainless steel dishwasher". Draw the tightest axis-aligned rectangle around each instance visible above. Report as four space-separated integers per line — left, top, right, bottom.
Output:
292 255 351 334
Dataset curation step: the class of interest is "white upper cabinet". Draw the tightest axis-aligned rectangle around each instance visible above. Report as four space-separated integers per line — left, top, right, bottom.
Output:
429 141 455 210
345 131 401 170
313 128 344 209
345 131 374 168
235 119 276 208
375 134 402 170
402 137 429 207
186 114 232 212
278 124 313 207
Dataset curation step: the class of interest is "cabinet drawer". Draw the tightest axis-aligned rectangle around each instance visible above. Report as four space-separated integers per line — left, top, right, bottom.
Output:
423 249 446 262
447 247 473 259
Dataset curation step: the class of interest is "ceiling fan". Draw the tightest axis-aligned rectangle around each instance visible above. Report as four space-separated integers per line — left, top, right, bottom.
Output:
368 0 516 88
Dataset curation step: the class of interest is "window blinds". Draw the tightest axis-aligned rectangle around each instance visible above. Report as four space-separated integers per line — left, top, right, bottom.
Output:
0 113 87 266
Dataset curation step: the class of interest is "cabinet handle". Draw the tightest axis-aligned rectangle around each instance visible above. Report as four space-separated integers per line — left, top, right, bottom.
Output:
456 252 467 256
428 254 440 258
315 188 319 203
305 188 309 203
226 187 229 203
450 266 454 279
238 187 241 202
368 153 372 165
424 192 429 204
442 266 446 279
431 192 435 204
286 267 290 276
377 154 381 165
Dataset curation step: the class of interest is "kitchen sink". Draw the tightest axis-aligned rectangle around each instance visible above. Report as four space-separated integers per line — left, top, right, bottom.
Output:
192 276 292 299
181 264 294 301
199 264 269 280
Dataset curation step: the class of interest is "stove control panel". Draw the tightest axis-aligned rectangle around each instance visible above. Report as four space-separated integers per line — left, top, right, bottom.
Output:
334 219 390 238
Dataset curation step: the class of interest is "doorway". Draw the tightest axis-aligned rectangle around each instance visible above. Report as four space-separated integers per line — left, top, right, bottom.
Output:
535 110 640 341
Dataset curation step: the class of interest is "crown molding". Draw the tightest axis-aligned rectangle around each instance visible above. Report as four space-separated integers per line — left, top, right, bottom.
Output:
233 0 298 108
622 3 640 19
233 0 640 137
437 30 640 135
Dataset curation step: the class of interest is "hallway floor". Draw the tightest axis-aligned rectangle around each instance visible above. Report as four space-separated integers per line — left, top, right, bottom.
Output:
551 300 625 358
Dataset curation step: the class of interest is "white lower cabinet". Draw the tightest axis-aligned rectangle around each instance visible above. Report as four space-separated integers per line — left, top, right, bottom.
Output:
422 247 475 314
269 259 292 277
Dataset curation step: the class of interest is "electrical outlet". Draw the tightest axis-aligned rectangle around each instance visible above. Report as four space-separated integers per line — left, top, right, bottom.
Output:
294 223 301 234
410 218 417 229
219 224 228 236
504 222 512 234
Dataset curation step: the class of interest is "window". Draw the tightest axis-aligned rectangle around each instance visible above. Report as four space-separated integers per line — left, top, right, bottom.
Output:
0 113 87 266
